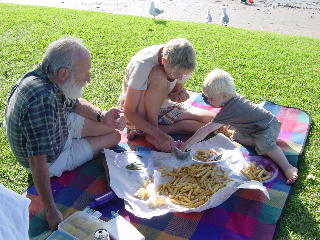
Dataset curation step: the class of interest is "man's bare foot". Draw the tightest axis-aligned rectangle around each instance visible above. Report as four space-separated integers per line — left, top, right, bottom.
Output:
284 165 298 184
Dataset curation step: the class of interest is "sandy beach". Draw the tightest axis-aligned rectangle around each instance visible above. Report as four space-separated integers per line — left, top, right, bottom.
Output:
0 0 319 38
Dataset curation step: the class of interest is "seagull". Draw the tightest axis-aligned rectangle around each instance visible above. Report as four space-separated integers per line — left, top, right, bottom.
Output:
149 1 164 19
206 10 213 23
221 7 229 26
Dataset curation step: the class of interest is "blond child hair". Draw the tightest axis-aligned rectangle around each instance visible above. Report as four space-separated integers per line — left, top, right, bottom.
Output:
202 68 236 98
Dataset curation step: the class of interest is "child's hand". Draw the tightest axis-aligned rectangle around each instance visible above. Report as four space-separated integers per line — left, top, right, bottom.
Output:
217 125 233 138
179 142 187 152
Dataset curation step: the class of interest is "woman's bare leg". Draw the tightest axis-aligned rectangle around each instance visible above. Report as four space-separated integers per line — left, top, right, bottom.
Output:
144 68 168 126
159 120 204 134
159 107 215 134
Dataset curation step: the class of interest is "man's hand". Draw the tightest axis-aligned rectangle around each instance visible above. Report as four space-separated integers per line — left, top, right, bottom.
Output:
169 88 189 103
115 115 126 130
102 108 126 130
45 206 63 230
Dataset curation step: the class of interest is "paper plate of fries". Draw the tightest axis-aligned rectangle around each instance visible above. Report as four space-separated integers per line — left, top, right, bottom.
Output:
241 156 278 183
157 163 232 209
191 148 223 163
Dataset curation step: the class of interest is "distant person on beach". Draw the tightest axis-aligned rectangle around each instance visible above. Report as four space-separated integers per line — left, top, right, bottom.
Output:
118 38 215 152
3 37 125 230
180 68 298 184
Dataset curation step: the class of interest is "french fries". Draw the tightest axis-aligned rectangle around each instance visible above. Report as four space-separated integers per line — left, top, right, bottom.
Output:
157 163 230 208
148 196 167 209
241 161 273 182
133 187 149 200
194 149 219 161
133 178 151 200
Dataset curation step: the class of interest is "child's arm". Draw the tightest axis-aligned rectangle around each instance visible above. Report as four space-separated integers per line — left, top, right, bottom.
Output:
180 122 223 151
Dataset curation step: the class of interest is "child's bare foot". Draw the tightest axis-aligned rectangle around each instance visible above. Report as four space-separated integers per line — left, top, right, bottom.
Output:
284 166 298 184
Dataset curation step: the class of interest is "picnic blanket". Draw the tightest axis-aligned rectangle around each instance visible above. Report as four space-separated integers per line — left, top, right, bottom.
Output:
25 93 311 240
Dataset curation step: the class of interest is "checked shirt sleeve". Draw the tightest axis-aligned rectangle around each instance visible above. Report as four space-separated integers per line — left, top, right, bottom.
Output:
23 94 67 160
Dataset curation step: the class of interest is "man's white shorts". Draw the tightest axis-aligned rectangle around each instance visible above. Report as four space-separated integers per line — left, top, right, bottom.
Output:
47 113 93 177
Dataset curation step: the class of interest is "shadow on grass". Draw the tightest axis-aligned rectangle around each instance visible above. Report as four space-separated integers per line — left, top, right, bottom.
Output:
28 173 33 186
275 192 320 239
153 19 167 25
275 128 319 239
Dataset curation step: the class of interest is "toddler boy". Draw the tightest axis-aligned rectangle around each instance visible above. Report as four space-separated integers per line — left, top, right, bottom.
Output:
180 68 298 184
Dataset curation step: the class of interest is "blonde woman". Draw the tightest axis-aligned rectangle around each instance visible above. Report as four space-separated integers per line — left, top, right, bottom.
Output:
119 38 214 152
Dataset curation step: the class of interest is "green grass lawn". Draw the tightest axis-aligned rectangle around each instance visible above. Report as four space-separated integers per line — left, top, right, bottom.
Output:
0 3 319 239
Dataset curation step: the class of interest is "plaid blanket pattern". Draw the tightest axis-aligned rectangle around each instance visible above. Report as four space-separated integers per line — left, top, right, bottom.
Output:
25 93 311 240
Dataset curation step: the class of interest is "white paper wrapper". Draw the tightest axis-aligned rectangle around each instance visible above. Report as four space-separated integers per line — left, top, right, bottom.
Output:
104 134 269 219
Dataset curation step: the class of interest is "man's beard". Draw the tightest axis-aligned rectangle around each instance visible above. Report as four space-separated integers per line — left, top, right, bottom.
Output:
60 74 83 100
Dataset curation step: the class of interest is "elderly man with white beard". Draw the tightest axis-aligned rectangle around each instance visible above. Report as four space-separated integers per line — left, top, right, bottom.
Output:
3 37 125 230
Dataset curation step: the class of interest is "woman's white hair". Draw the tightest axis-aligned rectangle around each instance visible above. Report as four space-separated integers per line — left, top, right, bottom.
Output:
162 38 196 71
202 68 236 97
41 36 89 79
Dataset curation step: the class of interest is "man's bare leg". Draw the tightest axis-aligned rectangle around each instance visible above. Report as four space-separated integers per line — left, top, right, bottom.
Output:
81 118 119 137
81 118 121 157
85 132 121 157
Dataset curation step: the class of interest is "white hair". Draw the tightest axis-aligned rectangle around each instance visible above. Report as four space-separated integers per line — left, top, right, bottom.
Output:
41 36 89 79
162 38 196 71
202 68 236 97
60 73 83 100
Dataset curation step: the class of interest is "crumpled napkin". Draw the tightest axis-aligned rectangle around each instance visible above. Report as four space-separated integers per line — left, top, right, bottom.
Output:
104 134 269 219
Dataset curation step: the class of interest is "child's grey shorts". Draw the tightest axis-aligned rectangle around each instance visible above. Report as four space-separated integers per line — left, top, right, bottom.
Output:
232 118 281 155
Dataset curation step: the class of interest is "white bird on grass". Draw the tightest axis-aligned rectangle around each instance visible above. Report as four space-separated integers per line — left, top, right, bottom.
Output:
206 10 213 23
221 7 229 26
149 1 164 19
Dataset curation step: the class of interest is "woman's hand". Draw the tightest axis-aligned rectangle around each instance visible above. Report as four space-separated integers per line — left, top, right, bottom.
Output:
169 88 189 102
146 130 175 152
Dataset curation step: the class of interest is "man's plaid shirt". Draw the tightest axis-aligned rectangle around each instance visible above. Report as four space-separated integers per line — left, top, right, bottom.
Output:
4 66 77 168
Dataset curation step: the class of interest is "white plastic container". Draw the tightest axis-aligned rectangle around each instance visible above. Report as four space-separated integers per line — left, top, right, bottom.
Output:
58 211 110 240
